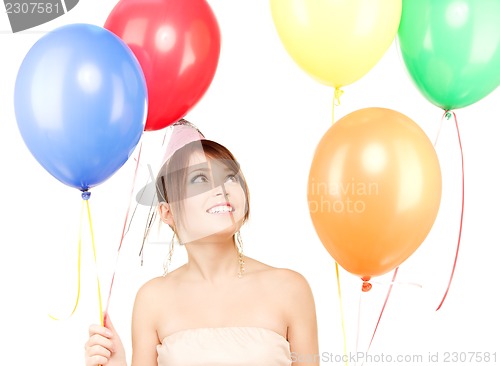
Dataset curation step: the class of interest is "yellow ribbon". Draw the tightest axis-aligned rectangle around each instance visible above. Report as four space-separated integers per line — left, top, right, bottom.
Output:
85 199 104 326
49 196 104 327
331 90 348 365
335 262 348 366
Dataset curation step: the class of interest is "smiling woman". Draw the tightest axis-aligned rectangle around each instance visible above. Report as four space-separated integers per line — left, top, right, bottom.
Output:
84 120 319 366
157 136 249 266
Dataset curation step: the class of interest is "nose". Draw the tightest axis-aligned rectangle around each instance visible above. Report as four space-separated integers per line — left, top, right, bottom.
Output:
215 185 229 197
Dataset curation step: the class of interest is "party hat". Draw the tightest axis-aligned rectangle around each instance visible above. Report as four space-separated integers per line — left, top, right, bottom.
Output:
161 119 205 166
136 119 205 206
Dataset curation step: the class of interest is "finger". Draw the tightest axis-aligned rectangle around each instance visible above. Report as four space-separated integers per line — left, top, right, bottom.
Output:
86 334 115 353
88 324 113 338
103 313 116 332
86 354 109 366
86 343 112 358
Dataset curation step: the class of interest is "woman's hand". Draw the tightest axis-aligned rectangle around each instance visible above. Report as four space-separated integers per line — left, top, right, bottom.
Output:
85 316 127 366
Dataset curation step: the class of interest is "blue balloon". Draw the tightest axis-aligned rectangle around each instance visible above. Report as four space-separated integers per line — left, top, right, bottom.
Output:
15 23 147 191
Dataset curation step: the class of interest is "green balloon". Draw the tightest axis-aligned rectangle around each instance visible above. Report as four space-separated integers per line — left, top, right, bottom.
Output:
398 0 500 110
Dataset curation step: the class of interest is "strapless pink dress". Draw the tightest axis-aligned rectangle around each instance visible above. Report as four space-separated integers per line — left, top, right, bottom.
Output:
157 327 291 366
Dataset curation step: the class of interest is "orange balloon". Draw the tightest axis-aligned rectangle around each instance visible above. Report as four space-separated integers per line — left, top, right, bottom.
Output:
308 108 441 279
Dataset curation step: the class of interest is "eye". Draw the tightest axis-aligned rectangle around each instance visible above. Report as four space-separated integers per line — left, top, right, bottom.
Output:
191 174 209 183
225 174 239 183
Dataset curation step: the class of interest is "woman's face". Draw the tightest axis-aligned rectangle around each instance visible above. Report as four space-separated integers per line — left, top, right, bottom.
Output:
171 151 247 244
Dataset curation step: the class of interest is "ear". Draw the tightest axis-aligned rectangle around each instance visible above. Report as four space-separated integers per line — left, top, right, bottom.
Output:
158 202 175 227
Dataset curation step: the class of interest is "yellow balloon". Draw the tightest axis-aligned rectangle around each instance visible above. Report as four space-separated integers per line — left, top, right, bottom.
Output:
270 0 402 88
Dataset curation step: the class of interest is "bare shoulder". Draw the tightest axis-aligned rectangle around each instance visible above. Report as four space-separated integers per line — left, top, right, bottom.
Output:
135 276 164 300
131 275 181 364
133 271 180 314
272 268 314 299
132 276 162 317
132 273 180 337
248 259 317 332
248 258 314 298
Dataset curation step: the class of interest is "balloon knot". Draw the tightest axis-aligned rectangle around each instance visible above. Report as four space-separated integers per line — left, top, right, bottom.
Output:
362 281 372 292
445 111 452 120
334 87 344 106
361 276 372 292
81 191 91 200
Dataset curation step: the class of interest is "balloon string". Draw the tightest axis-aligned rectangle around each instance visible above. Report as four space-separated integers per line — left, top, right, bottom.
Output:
85 199 104 326
48 200 84 321
360 267 399 366
139 163 160 264
335 262 349 366
104 140 143 321
123 148 149 255
436 111 464 311
369 279 422 288
433 110 447 146
355 289 364 366
48 196 103 326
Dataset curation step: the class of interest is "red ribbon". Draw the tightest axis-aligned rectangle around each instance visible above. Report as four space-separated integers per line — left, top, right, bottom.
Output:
365 267 399 357
436 111 464 311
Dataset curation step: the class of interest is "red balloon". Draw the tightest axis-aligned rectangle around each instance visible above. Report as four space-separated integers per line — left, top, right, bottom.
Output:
105 0 221 131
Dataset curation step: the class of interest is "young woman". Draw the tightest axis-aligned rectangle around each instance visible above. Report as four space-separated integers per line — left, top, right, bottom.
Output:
84 120 319 366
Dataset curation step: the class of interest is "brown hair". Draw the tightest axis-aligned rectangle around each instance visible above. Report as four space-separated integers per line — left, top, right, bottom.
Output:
156 139 250 226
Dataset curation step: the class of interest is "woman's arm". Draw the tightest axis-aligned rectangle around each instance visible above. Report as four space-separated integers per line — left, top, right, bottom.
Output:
130 279 163 366
284 270 320 366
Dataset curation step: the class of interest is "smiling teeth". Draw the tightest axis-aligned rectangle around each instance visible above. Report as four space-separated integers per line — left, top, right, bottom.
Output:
208 205 233 214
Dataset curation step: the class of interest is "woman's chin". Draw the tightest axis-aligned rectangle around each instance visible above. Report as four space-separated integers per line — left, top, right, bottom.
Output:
182 225 242 245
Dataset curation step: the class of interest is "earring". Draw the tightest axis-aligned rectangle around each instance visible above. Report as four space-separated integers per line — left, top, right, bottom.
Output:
235 231 245 278
163 232 176 277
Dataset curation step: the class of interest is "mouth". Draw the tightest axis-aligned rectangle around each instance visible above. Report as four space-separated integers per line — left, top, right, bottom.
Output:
206 203 235 214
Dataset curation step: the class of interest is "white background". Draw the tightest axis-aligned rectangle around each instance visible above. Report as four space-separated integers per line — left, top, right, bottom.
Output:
0 1 498 365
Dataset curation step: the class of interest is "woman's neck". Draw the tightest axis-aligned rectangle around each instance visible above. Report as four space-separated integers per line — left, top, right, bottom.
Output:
183 237 240 283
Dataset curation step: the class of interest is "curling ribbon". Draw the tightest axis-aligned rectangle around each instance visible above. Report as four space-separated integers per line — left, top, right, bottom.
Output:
49 192 104 327
139 156 159 264
360 267 399 366
433 110 447 147
104 141 143 320
84 195 104 326
367 268 398 351
331 98 348 364
48 199 84 321
335 262 349 366
436 111 464 311
139 128 172 263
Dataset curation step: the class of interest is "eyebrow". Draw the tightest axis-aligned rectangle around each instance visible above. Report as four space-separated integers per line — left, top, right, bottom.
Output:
187 167 210 175
187 165 236 174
